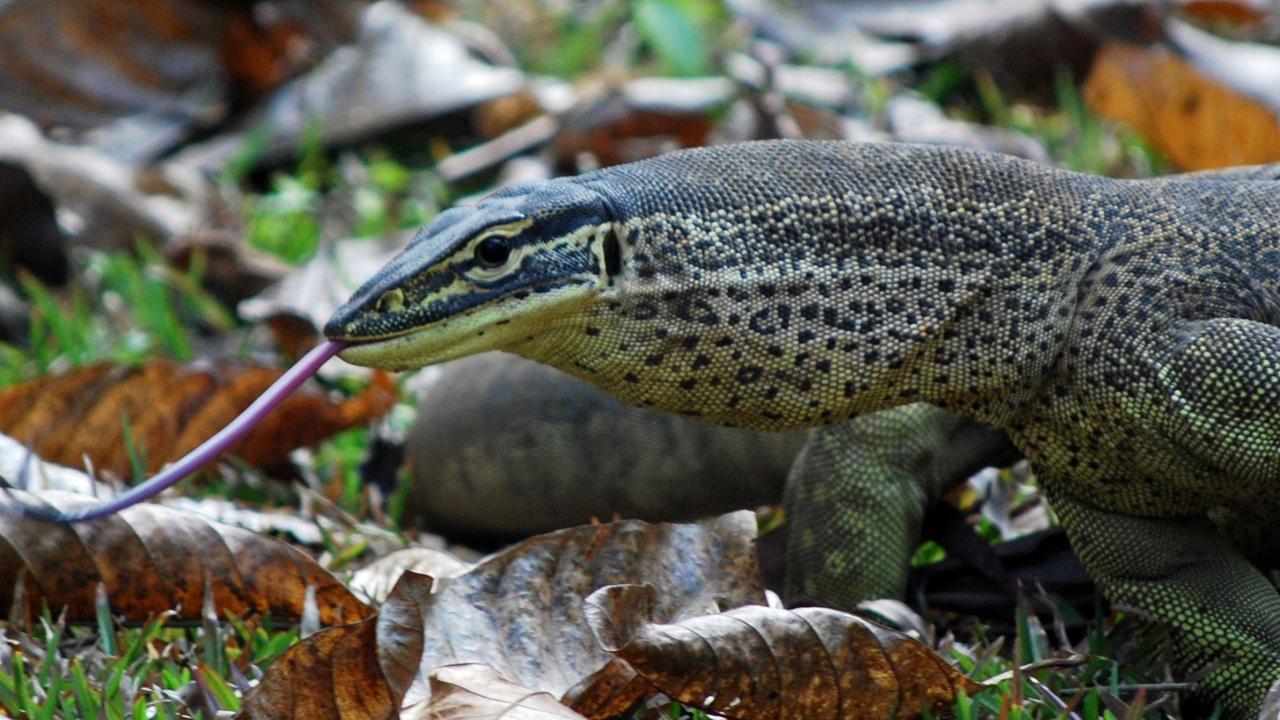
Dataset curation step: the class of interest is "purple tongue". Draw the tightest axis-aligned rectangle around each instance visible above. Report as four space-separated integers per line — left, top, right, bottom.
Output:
10 340 349 523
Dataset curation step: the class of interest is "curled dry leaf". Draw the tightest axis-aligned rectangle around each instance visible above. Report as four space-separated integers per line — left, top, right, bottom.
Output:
238 234 407 334
242 512 764 719
551 79 728 169
389 511 763 707
401 664 589 720
0 490 369 625
0 432 103 497
584 584 984 720
348 547 474 605
0 359 396 479
1084 41 1280 170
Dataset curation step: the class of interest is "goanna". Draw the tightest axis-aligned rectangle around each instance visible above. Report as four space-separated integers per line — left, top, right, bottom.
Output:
326 140 1280 718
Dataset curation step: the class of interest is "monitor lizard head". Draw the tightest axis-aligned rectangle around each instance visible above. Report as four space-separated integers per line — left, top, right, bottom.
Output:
325 179 622 370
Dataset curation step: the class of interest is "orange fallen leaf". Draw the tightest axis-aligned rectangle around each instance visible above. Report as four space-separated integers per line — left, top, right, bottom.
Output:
0 359 396 479
1084 41 1280 170
1177 0 1266 27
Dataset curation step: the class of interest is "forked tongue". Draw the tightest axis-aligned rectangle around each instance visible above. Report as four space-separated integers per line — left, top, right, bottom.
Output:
6 340 349 523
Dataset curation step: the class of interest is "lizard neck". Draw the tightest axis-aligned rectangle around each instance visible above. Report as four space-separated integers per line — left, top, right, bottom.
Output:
514 142 1109 431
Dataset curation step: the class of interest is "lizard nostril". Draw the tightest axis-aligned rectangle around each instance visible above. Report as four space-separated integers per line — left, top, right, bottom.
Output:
376 288 405 313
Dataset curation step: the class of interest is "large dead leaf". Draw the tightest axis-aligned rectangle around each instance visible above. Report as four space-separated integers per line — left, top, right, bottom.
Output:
241 512 764 719
189 1 526 170
1165 15 1280 110
0 359 395 479
584 584 984 720
1084 41 1280 170
0 490 369 625
0 0 356 160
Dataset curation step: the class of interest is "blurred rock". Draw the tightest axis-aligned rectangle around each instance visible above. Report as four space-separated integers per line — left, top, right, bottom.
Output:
729 0 1158 98
0 284 27 343
725 0 919 75
164 229 293 308
0 161 69 286
886 94 1050 162
238 233 406 333
405 353 805 539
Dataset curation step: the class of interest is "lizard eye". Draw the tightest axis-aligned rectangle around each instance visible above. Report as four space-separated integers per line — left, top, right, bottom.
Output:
474 236 512 268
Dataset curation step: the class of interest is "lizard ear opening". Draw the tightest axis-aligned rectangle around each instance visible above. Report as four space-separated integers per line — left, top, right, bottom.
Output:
603 227 622 277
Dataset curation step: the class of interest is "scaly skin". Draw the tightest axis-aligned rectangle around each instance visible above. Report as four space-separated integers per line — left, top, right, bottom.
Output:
408 353 1015 607
785 402 1013 607
327 141 1280 717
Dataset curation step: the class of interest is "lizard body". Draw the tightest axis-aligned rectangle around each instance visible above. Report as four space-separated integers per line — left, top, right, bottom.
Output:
328 140 1280 716
409 353 1017 606
407 352 804 537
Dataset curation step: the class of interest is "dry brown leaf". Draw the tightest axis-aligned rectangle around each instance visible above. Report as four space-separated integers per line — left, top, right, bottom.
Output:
562 658 655 719
239 615 397 720
242 512 763 719
0 359 396 479
1084 41 1280 170
0 0 355 140
1177 0 1267 27
0 490 369 625
231 2 526 167
584 584 985 720
402 664 589 720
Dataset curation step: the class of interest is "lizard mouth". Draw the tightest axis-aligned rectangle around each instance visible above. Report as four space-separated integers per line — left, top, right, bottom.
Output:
333 280 597 371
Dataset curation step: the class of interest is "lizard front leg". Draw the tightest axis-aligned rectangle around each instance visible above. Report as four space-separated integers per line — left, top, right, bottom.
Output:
1049 488 1280 719
784 403 1015 608
1036 316 1280 717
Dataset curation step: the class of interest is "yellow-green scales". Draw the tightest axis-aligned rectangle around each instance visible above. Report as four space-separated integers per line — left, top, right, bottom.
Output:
328 141 1280 717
